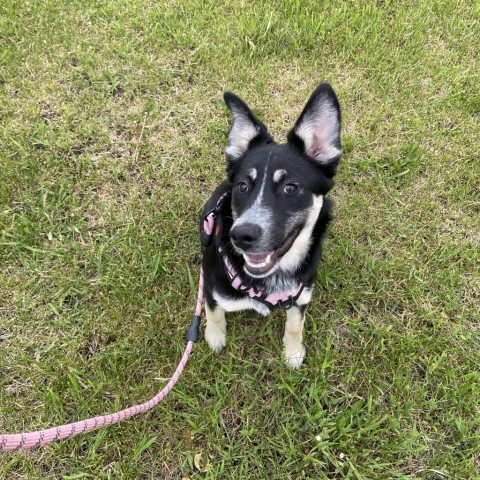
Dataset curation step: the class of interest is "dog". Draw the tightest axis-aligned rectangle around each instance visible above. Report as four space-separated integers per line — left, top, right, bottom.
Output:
200 83 342 368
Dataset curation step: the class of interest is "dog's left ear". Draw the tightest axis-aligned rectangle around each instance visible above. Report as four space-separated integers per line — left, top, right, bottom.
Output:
224 92 273 162
287 83 342 175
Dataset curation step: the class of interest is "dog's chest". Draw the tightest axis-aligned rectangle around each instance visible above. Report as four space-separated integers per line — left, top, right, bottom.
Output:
212 276 312 316
213 290 271 316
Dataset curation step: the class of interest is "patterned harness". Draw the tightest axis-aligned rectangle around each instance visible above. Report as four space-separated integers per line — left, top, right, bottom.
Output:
201 191 304 311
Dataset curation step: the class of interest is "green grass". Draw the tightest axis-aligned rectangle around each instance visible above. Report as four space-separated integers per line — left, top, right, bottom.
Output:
1 0 479 478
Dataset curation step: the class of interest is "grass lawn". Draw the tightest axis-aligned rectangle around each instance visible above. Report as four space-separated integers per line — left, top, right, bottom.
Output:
1 0 479 478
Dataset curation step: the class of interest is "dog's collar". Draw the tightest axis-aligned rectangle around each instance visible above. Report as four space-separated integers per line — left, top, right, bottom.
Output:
201 190 304 311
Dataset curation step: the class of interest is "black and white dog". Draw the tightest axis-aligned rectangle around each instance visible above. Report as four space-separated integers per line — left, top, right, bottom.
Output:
200 84 342 368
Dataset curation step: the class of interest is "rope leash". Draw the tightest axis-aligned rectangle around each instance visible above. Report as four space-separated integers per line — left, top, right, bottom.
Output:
0 269 205 452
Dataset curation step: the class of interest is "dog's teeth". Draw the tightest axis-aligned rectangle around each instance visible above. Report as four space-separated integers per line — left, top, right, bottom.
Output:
244 255 268 268
248 260 266 268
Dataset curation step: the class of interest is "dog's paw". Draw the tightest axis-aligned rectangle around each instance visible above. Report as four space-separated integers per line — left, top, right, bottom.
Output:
284 344 306 369
205 326 227 354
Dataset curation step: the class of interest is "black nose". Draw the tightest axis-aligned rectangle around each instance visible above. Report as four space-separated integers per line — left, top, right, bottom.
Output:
230 223 263 250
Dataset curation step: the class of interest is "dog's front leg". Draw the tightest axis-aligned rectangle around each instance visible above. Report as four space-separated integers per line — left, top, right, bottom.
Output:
205 301 227 353
283 305 306 369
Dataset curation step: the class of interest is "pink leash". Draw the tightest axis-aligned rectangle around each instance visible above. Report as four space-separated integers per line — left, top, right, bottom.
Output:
0 269 205 452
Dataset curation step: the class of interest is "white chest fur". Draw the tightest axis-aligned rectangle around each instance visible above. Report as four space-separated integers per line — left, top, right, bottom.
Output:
213 290 271 316
212 285 312 316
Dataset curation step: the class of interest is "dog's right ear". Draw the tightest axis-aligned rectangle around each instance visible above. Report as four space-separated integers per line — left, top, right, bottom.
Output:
223 92 272 162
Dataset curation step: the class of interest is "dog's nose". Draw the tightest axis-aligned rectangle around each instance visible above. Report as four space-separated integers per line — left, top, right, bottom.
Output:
230 223 263 250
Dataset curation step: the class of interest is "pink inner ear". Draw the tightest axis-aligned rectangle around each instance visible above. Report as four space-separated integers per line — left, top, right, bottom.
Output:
308 132 327 159
298 112 341 163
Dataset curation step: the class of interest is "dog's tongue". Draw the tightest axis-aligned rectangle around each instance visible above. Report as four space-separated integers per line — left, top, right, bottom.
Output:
243 252 277 274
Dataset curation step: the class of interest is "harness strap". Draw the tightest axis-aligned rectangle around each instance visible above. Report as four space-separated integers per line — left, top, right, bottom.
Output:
200 191 230 250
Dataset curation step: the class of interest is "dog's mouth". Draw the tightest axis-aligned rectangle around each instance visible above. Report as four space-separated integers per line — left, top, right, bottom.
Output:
242 227 300 276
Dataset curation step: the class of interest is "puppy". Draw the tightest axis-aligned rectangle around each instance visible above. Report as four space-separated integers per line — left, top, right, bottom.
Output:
200 84 342 368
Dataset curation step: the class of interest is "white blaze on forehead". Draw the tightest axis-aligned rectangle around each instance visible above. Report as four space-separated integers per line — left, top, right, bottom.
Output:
247 168 257 181
273 169 287 183
231 167 271 233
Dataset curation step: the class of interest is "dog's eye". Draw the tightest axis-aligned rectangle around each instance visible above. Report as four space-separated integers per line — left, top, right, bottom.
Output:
283 183 298 194
237 182 249 193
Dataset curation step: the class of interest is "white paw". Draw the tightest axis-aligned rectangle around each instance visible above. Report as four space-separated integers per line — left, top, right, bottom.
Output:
205 325 227 354
284 344 306 369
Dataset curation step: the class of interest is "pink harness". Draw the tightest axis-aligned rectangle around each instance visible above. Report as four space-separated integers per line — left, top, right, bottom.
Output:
202 192 304 311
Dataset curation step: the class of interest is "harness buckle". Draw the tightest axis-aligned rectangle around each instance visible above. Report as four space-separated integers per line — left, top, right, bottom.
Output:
201 209 219 250
238 283 251 292
277 296 295 311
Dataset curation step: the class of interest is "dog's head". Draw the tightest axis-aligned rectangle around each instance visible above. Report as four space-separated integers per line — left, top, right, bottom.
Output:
223 84 342 278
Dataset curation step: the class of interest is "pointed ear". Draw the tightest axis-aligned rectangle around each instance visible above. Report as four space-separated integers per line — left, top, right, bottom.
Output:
287 83 342 170
223 92 273 161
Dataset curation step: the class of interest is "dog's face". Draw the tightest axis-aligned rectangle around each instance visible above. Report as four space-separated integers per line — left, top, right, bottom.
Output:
224 84 342 278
